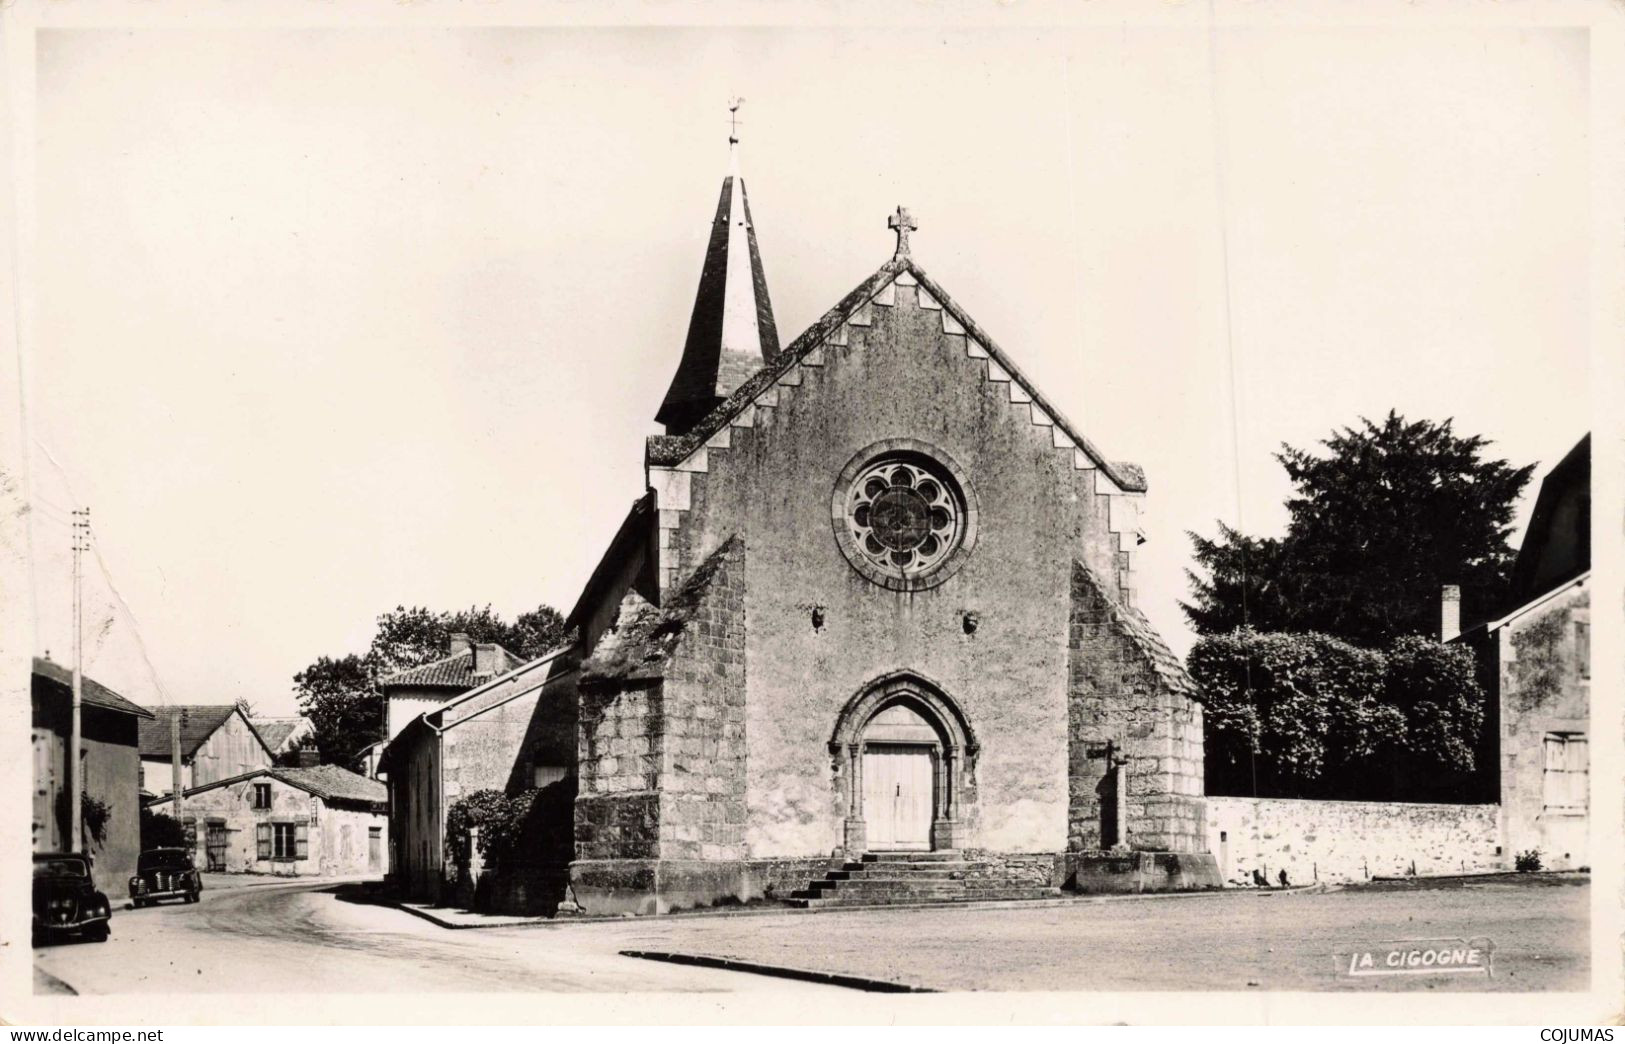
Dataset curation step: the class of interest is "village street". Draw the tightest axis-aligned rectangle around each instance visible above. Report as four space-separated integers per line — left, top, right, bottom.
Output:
34 873 1589 995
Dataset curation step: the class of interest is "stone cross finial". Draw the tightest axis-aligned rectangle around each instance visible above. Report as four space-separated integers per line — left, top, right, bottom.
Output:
888 206 917 258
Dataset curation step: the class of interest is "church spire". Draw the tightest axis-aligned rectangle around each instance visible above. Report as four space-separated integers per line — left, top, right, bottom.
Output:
655 108 780 435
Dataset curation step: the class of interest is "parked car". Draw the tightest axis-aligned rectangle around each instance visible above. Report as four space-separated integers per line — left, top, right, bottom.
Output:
32 852 111 945
129 847 202 907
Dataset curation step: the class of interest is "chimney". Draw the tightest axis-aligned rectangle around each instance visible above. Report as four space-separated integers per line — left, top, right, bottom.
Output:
1440 585 1461 642
447 632 473 658
296 748 321 768
472 642 502 679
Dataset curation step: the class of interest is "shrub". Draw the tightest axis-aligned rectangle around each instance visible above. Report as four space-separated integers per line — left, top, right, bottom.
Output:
1189 628 1488 800
140 807 189 849
1515 849 1543 873
444 781 575 871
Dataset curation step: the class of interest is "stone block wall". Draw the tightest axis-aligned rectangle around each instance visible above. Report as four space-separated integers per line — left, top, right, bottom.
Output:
575 539 747 864
1067 562 1206 855
1205 796 1501 885
655 537 748 861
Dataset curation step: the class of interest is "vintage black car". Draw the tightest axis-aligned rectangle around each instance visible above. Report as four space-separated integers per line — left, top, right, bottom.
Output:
129 847 202 907
33 852 111 945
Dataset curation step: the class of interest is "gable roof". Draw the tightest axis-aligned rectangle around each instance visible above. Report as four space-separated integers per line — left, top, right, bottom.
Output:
148 763 386 811
377 645 525 690
646 254 1147 494
251 717 312 752
1508 432 1589 607
138 705 272 760
32 656 155 720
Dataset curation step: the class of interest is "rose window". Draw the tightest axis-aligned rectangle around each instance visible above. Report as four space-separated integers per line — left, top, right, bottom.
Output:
844 458 964 578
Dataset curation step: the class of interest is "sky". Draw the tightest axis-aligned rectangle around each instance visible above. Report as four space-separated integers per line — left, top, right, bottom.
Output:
23 23 1590 717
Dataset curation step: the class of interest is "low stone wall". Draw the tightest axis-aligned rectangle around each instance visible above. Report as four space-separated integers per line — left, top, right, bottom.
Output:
961 851 1062 887
1205 797 1501 885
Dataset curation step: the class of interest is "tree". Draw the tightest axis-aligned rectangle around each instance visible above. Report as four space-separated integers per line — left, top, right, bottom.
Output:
293 654 380 766
1184 412 1534 648
293 602 569 765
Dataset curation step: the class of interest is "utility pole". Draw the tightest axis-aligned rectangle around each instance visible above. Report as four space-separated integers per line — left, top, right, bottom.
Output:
172 708 184 835
69 508 89 854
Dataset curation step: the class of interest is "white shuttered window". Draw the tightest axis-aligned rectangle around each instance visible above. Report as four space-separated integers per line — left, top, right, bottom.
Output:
1542 734 1588 812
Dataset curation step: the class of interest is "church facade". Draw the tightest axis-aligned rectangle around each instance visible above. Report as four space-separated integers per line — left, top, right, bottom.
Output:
545 150 1220 913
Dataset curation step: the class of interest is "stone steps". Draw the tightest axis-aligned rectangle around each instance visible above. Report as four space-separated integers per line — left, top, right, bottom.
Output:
784 850 1061 909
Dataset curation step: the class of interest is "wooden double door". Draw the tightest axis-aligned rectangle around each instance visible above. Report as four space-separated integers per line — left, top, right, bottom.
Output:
862 745 934 851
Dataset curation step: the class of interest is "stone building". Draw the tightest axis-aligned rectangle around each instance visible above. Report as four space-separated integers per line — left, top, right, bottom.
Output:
147 764 388 876
31 656 154 898
1451 433 1590 870
137 704 273 798
380 648 575 901
380 633 525 744
386 144 1220 914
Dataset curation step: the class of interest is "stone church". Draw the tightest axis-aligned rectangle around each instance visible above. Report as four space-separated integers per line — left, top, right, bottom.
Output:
386 144 1221 914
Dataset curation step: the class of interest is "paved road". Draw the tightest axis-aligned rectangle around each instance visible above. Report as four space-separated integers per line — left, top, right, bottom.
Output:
31 879 836 995
35 873 1587 995
560 874 1587 992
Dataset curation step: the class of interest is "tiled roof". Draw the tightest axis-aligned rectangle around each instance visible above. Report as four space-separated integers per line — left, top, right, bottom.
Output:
378 646 525 690
138 705 265 759
646 254 1147 494
32 657 154 720
251 717 310 752
268 764 386 808
150 763 387 812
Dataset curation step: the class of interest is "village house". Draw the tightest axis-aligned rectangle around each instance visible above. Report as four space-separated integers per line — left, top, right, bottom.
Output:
138 704 274 799
31 656 154 898
387 143 1221 915
252 715 316 763
380 648 575 902
380 633 526 744
147 764 388 876
1450 433 1590 871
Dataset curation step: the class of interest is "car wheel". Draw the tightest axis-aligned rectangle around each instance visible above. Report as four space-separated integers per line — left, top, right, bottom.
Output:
133 898 146 909
187 888 200 904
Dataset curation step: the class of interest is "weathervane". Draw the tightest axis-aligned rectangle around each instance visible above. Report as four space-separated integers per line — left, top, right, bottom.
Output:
728 97 745 146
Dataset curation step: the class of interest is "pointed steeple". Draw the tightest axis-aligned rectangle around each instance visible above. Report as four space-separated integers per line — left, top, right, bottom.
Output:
655 134 780 435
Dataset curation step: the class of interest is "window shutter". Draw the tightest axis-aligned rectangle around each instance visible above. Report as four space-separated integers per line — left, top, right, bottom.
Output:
256 823 271 861
295 822 309 860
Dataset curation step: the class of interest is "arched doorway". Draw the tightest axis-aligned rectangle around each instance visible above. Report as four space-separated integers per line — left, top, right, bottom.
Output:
829 674 976 854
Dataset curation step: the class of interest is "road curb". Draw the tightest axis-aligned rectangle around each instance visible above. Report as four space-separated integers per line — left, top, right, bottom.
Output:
385 882 1309 931
33 966 79 996
619 949 934 993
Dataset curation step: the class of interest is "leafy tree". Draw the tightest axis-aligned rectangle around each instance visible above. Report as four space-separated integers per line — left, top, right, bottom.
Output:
294 603 569 765
293 654 381 766
1184 412 1534 647
1189 628 1487 801
370 604 568 677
